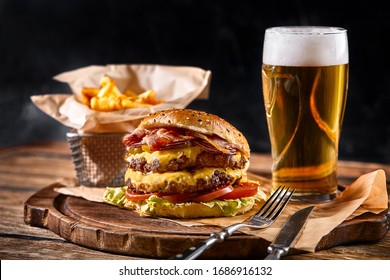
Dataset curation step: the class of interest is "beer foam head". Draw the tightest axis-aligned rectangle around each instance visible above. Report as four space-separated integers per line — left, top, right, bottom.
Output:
263 26 349 66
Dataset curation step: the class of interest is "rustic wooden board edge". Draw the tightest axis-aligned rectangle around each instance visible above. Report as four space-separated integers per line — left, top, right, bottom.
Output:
24 185 165 258
316 210 389 251
24 184 389 259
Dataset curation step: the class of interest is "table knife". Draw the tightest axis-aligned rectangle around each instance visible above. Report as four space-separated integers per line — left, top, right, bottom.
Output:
264 205 314 260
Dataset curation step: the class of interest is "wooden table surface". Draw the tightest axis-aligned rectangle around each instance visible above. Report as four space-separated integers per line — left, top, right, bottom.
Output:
1 141 389 260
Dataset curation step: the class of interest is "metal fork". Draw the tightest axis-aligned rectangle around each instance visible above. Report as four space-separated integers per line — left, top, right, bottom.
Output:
170 185 295 260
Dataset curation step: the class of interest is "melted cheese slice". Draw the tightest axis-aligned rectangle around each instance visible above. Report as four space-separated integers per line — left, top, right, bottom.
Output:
125 167 244 188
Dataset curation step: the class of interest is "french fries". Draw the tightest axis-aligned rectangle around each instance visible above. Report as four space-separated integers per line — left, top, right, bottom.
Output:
80 76 163 112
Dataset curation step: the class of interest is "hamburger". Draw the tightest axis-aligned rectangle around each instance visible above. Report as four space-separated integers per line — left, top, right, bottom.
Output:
104 108 266 218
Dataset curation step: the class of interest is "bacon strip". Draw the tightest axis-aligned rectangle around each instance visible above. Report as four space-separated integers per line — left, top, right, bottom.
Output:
187 131 238 155
122 127 149 148
123 127 238 154
123 128 192 151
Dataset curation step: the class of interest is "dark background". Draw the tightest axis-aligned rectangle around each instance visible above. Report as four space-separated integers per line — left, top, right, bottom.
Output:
1 0 389 163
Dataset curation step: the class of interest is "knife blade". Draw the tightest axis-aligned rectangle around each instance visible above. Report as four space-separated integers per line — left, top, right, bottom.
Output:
264 205 315 260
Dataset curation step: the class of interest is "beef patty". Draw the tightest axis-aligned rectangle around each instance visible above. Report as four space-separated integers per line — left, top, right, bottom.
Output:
126 168 241 194
127 151 248 173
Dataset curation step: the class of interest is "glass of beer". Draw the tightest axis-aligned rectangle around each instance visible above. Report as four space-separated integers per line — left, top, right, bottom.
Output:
261 26 349 202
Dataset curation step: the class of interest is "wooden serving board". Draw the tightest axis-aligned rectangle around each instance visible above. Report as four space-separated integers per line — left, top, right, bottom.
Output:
24 183 389 259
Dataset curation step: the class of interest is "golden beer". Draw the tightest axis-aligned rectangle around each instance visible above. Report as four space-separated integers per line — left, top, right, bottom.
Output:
262 27 349 202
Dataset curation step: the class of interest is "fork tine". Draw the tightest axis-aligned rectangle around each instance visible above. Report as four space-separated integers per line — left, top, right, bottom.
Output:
254 186 294 220
255 185 286 217
266 186 295 220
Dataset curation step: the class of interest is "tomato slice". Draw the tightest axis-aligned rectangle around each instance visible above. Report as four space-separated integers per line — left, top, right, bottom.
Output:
125 182 258 203
125 189 160 202
161 193 195 204
191 185 234 203
219 182 259 200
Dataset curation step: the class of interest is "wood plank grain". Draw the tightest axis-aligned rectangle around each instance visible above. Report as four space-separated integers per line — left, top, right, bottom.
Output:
0 141 71 156
286 238 390 260
0 236 142 260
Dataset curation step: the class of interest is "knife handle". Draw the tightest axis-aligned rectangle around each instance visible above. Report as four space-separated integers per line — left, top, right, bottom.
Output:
264 246 289 260
170 228 232 260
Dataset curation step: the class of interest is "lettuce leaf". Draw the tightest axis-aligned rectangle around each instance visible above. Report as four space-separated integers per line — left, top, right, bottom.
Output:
103 186 128 207
103 186 266 217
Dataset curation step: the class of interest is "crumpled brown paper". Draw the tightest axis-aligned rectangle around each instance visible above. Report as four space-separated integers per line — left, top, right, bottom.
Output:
55 169 388 253
31 64 212 134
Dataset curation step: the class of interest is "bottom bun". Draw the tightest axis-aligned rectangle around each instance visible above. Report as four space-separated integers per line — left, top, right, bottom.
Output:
123 197 257 218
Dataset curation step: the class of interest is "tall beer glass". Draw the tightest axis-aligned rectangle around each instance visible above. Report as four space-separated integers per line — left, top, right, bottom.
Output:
262 26 348 202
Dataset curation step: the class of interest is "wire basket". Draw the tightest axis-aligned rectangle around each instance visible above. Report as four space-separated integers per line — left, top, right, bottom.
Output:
66 130 127 187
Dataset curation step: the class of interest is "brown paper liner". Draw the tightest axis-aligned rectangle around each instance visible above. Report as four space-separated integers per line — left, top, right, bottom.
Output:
31 64 212 134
